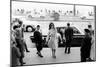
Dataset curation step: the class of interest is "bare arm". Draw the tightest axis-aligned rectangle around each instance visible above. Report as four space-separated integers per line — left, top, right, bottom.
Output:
46 31 50 42
63 29 66 42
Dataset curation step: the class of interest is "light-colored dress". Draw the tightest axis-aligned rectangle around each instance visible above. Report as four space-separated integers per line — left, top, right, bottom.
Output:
90 35 96 60
46 29 58 49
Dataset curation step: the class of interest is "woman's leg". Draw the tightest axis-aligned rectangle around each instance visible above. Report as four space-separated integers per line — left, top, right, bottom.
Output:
52 49 54 57
52 49 56 58
54 49 56 58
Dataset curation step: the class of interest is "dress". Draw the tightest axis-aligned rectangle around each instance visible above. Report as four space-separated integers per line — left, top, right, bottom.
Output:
46 29 58 49
90 35 95 60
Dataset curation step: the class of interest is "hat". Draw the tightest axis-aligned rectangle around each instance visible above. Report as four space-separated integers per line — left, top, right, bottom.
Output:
84 29 90 33
13 25 19 30
88 25 92 28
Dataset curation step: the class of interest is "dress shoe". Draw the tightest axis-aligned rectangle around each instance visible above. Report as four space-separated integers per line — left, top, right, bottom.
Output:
38 54 43 58
26 50 30 52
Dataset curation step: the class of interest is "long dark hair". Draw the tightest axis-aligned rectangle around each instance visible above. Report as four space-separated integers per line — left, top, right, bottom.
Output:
49 22 55 30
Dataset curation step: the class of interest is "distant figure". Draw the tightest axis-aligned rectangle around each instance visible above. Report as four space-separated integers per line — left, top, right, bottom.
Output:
46 22 58 58
52 11 60 21
64 23 73 54
34 25 43 57
81 29 92 62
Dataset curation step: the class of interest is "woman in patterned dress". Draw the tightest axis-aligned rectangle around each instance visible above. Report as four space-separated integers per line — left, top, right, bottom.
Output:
46 22 58 58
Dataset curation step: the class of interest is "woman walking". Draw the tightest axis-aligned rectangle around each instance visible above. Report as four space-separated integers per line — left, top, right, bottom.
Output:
46 22 58 58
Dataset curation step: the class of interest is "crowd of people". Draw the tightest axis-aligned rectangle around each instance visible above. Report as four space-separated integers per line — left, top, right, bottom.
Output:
11 18 95 67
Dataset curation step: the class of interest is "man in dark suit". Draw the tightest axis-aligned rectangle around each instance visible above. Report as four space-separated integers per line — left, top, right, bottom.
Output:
64 23 73 54
81 29 92 62
34 25 43 57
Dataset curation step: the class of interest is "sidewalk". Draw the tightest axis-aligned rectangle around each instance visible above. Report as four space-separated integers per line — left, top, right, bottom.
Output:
23 47 81 65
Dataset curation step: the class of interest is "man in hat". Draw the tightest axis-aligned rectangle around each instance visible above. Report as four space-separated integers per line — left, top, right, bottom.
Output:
81 29 92 62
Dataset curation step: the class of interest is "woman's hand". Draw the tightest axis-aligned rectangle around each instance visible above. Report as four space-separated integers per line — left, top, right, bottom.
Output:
60 40 63 44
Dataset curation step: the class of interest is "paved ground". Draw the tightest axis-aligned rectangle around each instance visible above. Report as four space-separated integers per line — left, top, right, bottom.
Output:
24 32 34 48
22 33 81 66
23 47 81 66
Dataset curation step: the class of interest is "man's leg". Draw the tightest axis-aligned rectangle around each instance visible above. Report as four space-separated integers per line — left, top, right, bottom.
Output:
19 49 25 66
19 56 24 66
36 43 43 57
81 53 86 62
37 43 43 57
24 42 30 52
68 47 70 54
36 43 39 54
68 39 72 54
81 56 86 62
65 43 68 53
68 43 71 54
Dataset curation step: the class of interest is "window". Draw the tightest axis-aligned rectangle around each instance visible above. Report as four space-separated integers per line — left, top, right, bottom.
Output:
72 27 81 34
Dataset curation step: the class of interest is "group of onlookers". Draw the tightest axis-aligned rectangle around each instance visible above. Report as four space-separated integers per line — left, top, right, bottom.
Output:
11 18 95 67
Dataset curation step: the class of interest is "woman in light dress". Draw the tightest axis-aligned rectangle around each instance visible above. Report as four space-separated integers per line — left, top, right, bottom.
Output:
46 22 58 58
88 25 95 61
90 31 96 61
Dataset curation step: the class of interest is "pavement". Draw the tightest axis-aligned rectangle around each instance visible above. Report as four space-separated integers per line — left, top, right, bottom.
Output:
23 47 81 66
22 33 81 66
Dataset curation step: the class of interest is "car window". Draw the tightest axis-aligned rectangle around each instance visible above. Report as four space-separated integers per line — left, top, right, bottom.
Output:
72 27 81 34
56 27 81 35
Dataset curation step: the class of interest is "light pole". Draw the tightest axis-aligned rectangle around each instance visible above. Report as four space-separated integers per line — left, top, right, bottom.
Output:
73 4 76 16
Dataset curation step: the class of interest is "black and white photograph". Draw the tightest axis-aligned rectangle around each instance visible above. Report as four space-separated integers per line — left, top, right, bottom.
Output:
10 0 96 67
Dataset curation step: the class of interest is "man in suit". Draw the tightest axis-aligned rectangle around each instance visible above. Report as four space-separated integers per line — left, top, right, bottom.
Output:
81 29 92 62
34 25 43 57
64 23 73 54
18 21 30 52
